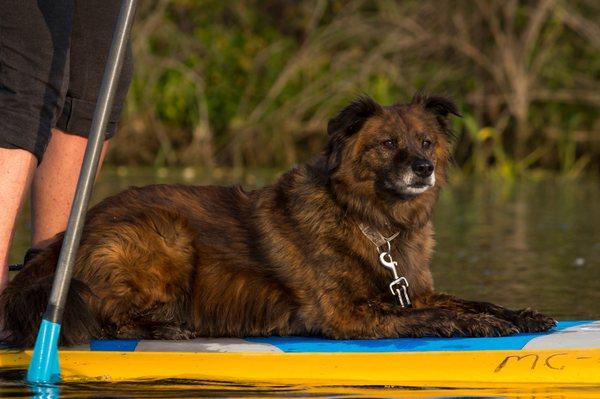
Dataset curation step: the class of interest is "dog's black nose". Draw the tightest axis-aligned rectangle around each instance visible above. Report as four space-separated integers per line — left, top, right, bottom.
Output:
411 159 434 178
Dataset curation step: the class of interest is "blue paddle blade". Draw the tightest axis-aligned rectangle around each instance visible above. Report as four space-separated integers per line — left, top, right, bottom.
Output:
26 320 61 383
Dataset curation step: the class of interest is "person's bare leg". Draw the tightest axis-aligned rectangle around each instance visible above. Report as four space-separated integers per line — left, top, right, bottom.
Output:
31 128 109 248
0 149 36 291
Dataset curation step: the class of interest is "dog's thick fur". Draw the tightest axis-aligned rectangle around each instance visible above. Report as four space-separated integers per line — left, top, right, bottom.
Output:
0 94 555 346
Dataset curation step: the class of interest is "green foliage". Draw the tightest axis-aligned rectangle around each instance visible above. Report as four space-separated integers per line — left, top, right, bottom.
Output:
111 0 599 177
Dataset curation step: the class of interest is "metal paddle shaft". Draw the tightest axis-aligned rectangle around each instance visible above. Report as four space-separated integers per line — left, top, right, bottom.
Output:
27 0 137 383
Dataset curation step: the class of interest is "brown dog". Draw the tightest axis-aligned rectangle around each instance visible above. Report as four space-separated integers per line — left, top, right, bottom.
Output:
1 94 555 346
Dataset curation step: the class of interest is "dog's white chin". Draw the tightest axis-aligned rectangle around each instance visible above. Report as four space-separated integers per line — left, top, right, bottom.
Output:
403 184 432 195
397 173 435 196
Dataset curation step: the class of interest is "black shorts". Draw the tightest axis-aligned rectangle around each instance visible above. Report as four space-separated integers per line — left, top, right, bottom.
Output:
0 0 133 163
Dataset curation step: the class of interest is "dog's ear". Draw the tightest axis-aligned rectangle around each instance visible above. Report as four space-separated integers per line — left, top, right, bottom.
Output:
412 92 461 118
423 95 461 118
412 93 461 139
326 96 382 173
327 96 382 137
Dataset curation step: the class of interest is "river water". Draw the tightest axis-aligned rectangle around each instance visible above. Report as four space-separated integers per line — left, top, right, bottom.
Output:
2 168 599 398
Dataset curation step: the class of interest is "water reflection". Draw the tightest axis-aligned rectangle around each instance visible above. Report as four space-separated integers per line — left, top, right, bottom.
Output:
1 366 599 399
432 177 599 319
28 382 60 398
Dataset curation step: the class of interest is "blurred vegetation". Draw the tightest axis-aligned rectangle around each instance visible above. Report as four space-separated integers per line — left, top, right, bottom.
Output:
109 0 600 178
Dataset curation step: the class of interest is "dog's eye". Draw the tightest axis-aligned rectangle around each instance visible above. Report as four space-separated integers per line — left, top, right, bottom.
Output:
381 139 396 149
422 139 432 149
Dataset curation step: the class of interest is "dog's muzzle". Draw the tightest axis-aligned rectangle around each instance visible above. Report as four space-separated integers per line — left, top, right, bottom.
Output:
386 166 435 196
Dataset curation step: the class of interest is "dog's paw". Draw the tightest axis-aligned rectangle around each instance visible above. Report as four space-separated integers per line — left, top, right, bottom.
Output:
511 308 556 333
151 325 197 340
455 313 520 337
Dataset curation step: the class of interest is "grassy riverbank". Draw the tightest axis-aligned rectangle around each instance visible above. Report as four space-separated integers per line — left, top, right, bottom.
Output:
106 0 598 177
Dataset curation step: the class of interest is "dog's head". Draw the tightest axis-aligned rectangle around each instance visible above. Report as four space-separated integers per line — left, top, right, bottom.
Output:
324 93 460 225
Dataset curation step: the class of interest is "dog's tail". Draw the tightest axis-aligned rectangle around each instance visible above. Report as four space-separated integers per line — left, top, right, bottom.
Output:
0 239 100 347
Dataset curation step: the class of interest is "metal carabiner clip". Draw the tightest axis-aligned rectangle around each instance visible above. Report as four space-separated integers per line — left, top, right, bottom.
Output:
379 251 399 279
379 251 412 307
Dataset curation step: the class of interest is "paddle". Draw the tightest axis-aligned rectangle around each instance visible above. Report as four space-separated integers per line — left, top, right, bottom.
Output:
26 0 137 383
